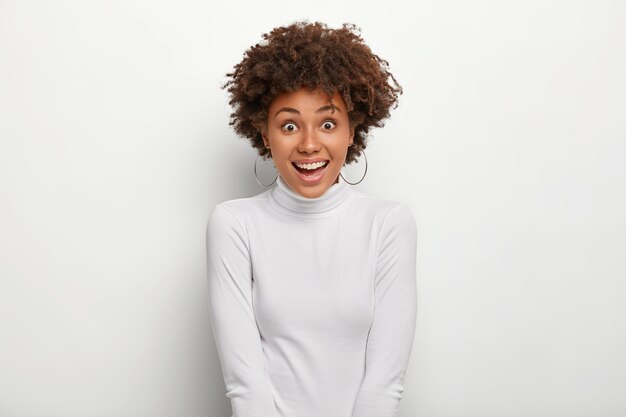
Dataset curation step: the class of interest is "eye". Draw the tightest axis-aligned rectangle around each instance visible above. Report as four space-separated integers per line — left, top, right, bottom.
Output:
321 120 336 130
281 122 298 133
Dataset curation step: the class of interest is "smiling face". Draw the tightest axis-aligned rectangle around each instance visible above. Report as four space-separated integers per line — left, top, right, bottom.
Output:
261 88 354 199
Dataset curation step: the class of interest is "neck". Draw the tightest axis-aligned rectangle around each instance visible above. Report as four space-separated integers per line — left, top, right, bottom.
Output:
268 174 353 217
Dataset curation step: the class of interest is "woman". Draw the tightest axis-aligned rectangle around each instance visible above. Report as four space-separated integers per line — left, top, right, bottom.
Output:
206 21 417 417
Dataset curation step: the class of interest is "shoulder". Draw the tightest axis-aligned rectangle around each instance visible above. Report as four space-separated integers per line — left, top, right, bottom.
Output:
206 189 272 229
349 190 417 256
205 191 271 243
350 189 416 229
372 200 417 259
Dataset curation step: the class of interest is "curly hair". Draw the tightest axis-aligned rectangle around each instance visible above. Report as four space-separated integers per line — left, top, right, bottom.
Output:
222 20 402 165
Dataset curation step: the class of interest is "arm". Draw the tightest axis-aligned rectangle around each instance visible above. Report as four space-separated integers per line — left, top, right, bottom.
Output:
205 204 279 417
352 203 418 417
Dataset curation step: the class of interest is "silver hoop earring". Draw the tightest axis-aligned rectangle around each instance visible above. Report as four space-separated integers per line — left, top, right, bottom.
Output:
254 153 278 187
340 149 368 185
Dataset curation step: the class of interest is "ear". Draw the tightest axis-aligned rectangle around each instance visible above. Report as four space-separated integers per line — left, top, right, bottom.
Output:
261 131 270 148
257 123 270 148
349 125 355 146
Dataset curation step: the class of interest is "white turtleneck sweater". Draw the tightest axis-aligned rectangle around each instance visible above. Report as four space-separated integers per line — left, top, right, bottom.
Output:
205 174 417 417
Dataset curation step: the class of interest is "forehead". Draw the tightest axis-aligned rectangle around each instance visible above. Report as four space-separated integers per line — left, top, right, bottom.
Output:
268 88 347 112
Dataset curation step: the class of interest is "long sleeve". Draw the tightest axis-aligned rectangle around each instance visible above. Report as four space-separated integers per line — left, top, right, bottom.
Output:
352 203 418 417
205 204 279 417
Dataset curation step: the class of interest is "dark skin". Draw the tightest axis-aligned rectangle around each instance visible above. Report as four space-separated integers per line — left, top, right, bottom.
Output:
223 21 402 168
261 88 354 198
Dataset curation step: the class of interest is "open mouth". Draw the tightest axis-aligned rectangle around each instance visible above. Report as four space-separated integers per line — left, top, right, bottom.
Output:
292 160 329 177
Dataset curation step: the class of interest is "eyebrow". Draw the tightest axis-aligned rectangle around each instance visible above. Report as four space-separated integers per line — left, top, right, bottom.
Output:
274 105 341 118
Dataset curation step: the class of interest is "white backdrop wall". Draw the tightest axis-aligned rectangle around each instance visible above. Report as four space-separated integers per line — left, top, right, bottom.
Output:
1 1 625 416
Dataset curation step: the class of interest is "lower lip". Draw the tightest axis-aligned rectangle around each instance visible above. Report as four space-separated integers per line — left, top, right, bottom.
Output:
293 163 329 184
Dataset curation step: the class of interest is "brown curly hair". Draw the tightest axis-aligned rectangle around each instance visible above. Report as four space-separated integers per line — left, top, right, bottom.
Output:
222 20 402 165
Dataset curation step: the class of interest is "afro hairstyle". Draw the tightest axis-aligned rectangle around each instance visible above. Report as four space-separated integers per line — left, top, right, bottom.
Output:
222 20 402 165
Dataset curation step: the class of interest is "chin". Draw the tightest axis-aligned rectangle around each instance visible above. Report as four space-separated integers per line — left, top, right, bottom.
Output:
291 177 333 199
299 187 327 199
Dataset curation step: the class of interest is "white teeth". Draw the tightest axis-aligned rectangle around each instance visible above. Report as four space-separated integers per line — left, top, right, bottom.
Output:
294 161 328 170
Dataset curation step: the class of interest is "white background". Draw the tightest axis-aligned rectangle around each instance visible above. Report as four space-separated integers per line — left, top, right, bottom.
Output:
1 1 625 416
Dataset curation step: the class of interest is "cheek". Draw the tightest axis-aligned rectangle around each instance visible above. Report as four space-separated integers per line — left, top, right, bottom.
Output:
332 126 353 150
328 142 350 161
268 145 291 163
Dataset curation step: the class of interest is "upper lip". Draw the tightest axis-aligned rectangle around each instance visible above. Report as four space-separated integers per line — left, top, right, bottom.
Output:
292 158 329 164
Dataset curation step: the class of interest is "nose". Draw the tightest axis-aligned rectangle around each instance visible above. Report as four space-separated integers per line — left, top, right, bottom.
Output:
297 126 321 153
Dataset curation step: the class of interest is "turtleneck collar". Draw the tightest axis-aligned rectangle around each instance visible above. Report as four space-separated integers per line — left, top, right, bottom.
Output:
268 174 353 218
